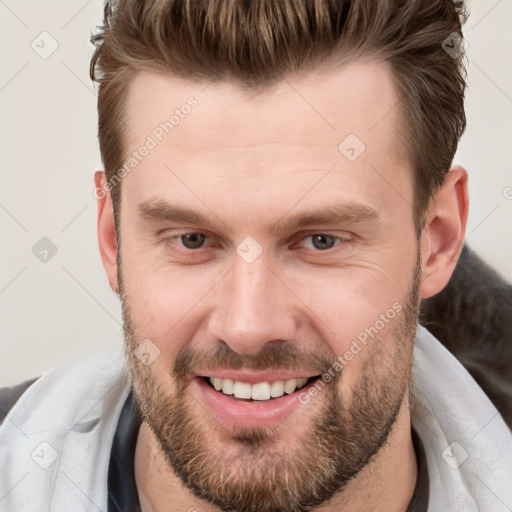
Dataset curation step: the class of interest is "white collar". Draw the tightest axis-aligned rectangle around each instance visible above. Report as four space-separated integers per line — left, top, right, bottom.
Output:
411 326 512 511
1 326 511 511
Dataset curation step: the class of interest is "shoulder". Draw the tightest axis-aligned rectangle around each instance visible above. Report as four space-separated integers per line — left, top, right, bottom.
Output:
0 377 40 426
420 244 512 429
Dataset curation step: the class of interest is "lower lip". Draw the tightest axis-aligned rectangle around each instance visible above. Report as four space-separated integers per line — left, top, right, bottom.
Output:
194 377 315 429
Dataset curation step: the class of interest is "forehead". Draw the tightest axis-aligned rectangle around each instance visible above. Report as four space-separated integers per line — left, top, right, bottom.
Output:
124 58 401 153
120 59 411 221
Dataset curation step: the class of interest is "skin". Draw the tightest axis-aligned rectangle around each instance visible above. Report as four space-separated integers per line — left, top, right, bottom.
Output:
95 58 468 511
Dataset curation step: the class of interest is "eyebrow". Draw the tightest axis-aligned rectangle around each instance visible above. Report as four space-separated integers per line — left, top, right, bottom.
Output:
138 200 230 233
137 198 380 235
269 204 380 235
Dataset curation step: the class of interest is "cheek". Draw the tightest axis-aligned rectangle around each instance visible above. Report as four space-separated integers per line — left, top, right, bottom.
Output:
282 259 415 380
284 261 412 337
121 260 218 367
329 305 412 401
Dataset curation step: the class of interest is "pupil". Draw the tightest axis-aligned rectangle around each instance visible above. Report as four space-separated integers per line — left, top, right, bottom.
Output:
312 234 335 250
182 233 205 249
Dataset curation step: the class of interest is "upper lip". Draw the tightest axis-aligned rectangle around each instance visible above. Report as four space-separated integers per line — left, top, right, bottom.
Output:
194 370 318 384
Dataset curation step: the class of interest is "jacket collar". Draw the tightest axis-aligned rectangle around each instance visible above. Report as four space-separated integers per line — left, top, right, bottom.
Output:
1 327 511 511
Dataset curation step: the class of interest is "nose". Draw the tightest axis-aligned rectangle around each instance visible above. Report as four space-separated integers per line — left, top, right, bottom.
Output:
208 256 297 355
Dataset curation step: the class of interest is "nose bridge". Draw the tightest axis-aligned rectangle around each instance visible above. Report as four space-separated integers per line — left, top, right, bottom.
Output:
209 255 295 354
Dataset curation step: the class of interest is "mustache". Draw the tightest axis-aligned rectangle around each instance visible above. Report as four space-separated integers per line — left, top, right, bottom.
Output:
173 341 339 380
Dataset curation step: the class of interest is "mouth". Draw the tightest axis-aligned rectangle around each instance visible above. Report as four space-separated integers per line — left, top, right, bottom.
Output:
193 373 323 428
203 376 319 401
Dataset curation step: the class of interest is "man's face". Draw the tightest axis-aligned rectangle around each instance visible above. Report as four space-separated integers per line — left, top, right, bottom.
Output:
118 60 421 511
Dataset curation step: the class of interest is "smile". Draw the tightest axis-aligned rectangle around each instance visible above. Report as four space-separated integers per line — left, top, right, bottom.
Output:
206 376 310 400
193 372 322 428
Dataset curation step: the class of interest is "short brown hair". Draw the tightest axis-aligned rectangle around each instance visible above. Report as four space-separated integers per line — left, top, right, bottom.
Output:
90 0 467 234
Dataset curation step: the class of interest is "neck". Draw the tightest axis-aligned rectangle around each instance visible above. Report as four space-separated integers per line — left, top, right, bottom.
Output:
134 393 417 512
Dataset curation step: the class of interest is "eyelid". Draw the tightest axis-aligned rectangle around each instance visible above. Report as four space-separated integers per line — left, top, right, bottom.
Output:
159 229 352 252
159 230 217 251
294 232 349 250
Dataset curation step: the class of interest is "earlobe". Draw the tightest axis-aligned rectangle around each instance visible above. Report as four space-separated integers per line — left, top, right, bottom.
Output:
94 170 119 294
419 165 469 299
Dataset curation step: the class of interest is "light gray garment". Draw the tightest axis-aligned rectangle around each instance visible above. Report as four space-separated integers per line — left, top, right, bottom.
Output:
0 326 511 511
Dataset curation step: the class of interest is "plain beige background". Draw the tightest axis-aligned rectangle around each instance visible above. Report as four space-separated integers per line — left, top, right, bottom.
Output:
1 0 511 386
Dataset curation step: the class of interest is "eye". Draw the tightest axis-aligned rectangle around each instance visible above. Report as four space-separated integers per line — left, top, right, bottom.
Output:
179 233 207 249
300 234 342 251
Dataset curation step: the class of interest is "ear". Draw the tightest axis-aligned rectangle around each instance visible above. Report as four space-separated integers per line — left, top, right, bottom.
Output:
419 165 469 299
94 171 119 294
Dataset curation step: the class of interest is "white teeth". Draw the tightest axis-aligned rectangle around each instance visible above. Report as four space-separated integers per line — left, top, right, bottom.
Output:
270 380 284 398
251 382 271 401
297 378 308 388
283 379 297 394
233 381 252 399
221 378 234 395
208 376 310 400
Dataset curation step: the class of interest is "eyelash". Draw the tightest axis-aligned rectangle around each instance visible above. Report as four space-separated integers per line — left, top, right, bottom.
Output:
161 231 349 253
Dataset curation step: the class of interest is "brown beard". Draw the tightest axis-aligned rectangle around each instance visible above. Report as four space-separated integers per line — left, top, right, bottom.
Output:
120 257 421 512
